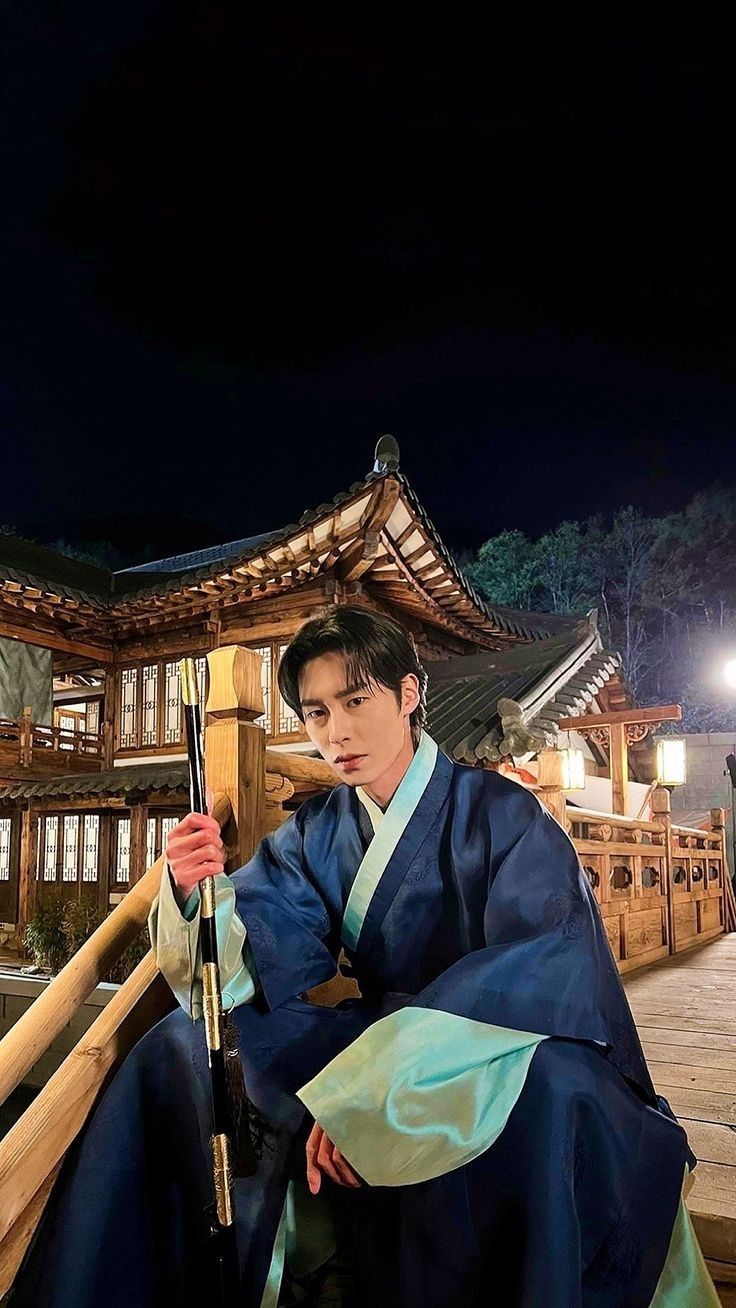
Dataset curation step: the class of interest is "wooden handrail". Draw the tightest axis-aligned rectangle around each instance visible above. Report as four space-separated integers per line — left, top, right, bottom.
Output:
0 954 171 1292
567 806 665 835
0 791 232 1108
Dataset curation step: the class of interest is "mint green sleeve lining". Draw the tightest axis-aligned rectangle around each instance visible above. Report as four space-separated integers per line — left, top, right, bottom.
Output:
295 1008 549 1187
147 864 256 1020
649 1167 720 1306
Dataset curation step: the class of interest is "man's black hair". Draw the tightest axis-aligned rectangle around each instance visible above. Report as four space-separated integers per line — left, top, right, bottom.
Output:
277 605 428 747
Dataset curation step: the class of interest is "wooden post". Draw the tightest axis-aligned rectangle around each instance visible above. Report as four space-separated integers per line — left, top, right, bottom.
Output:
16 807 38 948
19 709 32 770
204 647 266 867
536 749 567 828
102 667 115 770
97 815 112 916
610 722 628 816
652 786 675 954
711 807 736 932
129 805 147 886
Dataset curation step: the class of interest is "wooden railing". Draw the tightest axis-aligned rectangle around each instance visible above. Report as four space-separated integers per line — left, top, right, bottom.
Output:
0 713 103 774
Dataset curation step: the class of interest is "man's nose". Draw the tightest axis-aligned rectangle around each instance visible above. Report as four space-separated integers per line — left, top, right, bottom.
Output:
328 708 351 743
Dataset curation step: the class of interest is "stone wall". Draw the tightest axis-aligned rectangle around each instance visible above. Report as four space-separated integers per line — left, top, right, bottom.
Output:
670 732 736 878
0 972 117 1088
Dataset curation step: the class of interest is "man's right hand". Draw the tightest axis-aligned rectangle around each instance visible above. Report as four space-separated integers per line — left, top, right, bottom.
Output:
165 812 226 898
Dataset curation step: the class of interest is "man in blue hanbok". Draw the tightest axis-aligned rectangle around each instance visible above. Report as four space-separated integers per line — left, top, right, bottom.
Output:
10 606 719 1306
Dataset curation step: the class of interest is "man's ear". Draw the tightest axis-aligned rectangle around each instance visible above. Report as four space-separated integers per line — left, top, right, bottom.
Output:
402 673 420 715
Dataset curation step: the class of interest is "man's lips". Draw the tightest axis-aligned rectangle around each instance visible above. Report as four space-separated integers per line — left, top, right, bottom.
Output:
335 754 366 764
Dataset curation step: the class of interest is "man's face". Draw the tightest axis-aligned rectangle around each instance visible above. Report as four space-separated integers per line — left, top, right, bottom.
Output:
298 651 418 785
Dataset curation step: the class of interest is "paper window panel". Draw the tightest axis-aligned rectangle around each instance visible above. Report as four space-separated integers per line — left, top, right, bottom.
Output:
141 664 159 746
59 713 76 750
44 817 59 882
115 818 131 884
163 662 182 744
195 656 208 711
85 700 100 735
0 817 11 881
161 816 179 853
146 817 157 870
252 645 272 731
62 815 79 882
82 815 99 882
278 643 301 734
35 817 42 881
120 669 138 748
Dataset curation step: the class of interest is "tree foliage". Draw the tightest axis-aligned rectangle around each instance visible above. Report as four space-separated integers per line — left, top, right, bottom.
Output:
461 483 736 732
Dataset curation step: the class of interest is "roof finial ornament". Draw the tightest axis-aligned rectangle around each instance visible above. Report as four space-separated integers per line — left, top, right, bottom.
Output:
373 433 400 474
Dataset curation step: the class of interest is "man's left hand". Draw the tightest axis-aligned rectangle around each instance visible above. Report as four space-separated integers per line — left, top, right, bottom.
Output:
305 1121 363 1194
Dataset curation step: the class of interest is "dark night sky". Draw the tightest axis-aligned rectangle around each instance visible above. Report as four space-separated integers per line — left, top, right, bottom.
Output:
2 10 735 564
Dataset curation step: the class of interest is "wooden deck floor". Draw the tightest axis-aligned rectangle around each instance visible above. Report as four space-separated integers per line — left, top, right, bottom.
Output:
625 934 736 1305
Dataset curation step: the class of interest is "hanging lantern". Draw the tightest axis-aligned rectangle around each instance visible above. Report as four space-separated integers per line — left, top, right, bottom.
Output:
560 747 586 791
656 738 687 788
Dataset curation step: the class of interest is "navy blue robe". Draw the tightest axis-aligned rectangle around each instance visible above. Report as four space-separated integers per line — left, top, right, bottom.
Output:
10 747 694 1307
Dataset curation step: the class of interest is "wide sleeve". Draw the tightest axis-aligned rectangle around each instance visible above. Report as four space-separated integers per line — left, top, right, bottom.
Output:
148 863 256 1021
296 1009 548 1186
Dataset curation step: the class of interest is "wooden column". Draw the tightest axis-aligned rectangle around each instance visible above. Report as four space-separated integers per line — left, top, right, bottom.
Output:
711 807 736 932
204 646 266 867
609 722 628 816
97 815 112 916
102 666 116 770
652 786 675 954
536 749 568 828
129 805 147 886
17 807 38 947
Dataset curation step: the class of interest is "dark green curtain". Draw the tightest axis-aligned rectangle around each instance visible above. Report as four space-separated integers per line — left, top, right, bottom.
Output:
0 636 53 725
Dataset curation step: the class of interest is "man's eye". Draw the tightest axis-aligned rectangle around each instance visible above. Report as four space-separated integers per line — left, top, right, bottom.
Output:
349 697 368 707
306 709 324 720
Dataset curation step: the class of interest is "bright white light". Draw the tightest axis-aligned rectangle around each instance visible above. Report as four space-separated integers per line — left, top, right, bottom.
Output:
560 747 586 791
656 739 687 787
724 659 736 689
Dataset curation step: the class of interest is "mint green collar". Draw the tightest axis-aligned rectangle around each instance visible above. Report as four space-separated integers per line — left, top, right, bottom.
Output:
343 730 438 950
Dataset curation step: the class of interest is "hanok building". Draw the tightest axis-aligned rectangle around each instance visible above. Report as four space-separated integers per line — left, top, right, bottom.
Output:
0 439 715 966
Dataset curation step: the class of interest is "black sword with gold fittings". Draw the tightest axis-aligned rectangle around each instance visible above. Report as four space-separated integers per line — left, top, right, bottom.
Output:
179 657 256 1302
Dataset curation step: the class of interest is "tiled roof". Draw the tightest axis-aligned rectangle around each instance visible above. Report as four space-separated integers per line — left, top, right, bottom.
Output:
0 762 188 803
427 628 623 765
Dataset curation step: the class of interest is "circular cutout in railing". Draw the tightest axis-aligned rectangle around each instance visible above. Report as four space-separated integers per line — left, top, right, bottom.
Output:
691 865 704 883
611 865 633 890
583 865 599 889
673 866 687 885
708 865 720 882
642 866 660 889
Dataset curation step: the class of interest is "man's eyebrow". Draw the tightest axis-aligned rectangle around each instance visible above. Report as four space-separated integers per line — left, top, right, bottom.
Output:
299 683 369 708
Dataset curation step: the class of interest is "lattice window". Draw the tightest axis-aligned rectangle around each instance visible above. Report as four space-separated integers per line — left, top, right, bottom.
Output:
43 817 59 882
62 815 79 882
35 817 41 881
163 662 182 744
195 656 208 710
146 814 182 869
251 646 272 731
0 817 11 882
146 817 157 870
278 642 301 734
120 669 138 748
58 713 76 751
82 815 99 882
85 700 101 735
114 817 131 884
141 664 158 747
